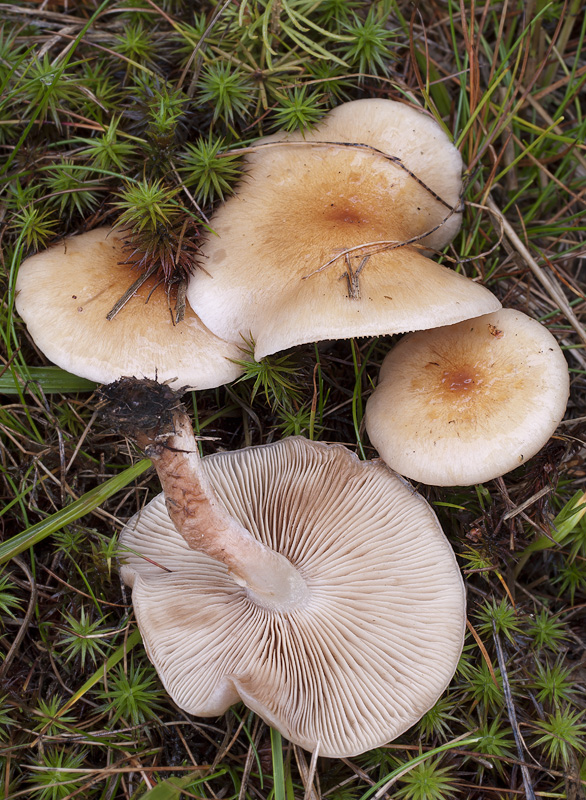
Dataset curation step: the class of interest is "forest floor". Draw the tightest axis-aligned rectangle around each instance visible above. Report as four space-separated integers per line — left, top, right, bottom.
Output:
0 1 585 799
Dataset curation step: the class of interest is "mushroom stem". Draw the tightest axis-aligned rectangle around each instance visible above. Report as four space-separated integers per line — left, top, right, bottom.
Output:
145 409 309 608
102 378 309 610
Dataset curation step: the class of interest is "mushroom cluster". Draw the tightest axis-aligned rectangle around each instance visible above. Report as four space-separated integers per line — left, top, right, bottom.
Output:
13 97 570 757
182 97 569 486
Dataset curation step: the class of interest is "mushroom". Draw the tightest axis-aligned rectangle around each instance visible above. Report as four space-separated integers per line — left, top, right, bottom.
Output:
364 309 570 486
15 227 243 389
188 99 500 359
104 377 466 758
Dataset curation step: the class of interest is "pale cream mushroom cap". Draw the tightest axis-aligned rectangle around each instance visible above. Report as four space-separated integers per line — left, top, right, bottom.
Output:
120 436 466 758
260 98 465 251
15 227 243 388
188 99 500 359
365 309 570 486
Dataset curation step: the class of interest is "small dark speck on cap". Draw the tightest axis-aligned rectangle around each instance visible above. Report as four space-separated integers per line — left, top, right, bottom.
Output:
72 295 77 299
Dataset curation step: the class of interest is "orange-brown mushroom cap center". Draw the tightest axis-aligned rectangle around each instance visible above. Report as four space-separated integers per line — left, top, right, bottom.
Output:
412 357 495 422
440 366 482 394
322 199 371 227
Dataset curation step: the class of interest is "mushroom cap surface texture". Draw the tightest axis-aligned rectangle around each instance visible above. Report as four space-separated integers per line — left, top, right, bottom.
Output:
365 309 570 486
259 99 466 252
15 227 243 389
188 99 500 359
120 436 466 758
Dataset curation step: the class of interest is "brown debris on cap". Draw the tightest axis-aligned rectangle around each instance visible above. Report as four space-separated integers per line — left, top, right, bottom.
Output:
188 99 500 359
120 435 466 758
365 309 570 486
15 227 243 388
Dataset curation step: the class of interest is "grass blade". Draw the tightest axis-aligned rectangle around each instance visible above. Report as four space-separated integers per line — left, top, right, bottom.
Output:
0 459 151 564
56 627 143 719
140 769 227 799
270 728 286 800
0 366 97 394
358 736 481 800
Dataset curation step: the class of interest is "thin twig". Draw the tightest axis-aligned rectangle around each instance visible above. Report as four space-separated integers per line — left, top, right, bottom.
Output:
228 139 456 210
502 486 553 521
65 410 98 476
486 197 586 347
492 623 536 800
238 716 261 800
0 557 37 679
295 744 320 800
105 264 159 321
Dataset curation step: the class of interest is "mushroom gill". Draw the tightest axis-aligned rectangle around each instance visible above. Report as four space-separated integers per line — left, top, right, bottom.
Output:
111 380 466 757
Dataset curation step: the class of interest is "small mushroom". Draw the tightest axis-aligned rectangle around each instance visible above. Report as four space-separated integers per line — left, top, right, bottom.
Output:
188 99 500 359
107 378 466 758
364 309 570 486
15 227 243 389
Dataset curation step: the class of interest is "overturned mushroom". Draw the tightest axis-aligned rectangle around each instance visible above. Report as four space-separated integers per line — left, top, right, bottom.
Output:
105 377 466 758
15 228 243 389
365 309 570 486
188 99 500 359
